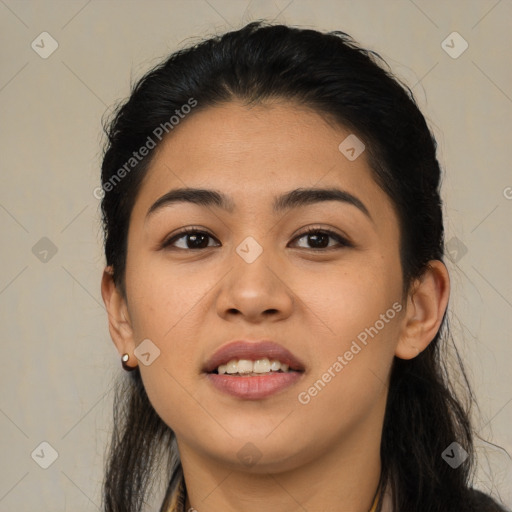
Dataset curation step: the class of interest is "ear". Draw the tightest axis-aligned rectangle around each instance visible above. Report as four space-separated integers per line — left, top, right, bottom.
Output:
395 260 450 360
101 266 137 361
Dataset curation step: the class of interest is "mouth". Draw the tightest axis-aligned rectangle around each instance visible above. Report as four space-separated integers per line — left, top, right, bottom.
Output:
203 340 305 400
212 357 297 376
203 340 305 374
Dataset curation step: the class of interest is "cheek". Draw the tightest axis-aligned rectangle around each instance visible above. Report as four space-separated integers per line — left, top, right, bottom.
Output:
125 254 214 340
304 254 402 341
298 257 402 400
124 259 215 426
294 283 400 440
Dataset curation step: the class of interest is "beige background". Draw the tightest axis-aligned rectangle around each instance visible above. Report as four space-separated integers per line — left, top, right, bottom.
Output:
0 1 511 510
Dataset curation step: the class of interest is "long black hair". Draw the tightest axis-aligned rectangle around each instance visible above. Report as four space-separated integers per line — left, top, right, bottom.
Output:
99 21 506 512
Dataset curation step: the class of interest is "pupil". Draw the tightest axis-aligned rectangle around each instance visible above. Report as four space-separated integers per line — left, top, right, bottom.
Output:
309 233 328 248
188 233 209 249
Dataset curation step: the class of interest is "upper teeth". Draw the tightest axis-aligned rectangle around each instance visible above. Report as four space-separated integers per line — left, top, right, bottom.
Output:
217 358 290 374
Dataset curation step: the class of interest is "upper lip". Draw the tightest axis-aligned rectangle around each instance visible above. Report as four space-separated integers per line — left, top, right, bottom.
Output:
203 340 306 373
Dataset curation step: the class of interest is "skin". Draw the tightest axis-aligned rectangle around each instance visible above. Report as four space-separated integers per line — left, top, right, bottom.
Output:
101 100 450 512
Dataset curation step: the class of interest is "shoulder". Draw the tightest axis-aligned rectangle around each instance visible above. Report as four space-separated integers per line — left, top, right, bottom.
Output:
468 488 510 512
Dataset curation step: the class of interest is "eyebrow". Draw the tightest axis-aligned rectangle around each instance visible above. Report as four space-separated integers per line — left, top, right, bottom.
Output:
145 187 372 222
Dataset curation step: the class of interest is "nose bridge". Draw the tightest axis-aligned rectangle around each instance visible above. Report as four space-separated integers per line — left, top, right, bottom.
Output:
215 231 293 320
231 232 279 292
228 199 278 264
235 233 267 265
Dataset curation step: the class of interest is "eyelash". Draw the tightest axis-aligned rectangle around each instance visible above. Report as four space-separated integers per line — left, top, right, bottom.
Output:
161 226 353 251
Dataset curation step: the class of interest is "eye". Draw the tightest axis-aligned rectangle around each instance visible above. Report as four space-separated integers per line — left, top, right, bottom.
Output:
161 226 352 251
290 227 352 250
161 227 219 250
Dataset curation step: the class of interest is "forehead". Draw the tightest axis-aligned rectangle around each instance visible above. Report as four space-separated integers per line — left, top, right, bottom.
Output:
151 100 358 173
131 101 397 226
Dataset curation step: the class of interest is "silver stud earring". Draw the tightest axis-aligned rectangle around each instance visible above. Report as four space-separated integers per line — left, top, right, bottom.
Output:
121 353 137 371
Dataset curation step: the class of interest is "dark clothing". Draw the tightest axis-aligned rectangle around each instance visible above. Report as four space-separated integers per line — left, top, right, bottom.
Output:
469 488 510 512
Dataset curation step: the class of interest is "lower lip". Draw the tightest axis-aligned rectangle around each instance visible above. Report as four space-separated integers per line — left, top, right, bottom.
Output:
206 372 302 400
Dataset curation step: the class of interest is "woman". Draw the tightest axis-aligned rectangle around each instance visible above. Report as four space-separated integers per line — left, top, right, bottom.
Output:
99 21 509 512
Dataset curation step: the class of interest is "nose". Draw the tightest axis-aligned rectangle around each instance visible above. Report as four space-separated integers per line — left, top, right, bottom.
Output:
215 247 294 324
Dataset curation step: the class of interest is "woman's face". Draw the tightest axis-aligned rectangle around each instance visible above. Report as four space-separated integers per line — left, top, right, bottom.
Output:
121 100 407 472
